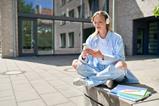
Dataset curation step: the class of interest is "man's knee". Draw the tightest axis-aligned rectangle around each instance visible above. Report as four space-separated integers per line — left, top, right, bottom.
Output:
115 61 127 70
72 59 79 69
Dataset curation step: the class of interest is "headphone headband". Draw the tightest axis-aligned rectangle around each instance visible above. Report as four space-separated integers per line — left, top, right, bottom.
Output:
91 11 111 25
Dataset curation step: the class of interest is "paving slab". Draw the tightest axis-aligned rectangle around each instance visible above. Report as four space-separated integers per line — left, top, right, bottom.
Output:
0 55 158 106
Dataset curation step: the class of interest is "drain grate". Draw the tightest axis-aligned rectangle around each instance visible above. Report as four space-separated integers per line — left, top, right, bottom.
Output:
2 70 25 75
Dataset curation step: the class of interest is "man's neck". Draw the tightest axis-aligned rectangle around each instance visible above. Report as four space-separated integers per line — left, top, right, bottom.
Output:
99 30 108 39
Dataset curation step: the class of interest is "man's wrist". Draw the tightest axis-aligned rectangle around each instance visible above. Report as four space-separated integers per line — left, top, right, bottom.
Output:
102 55 104 60
82 56 86 60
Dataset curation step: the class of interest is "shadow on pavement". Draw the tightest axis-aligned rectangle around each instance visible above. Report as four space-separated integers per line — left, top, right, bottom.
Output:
126 55 159 61
2 55 159 66
12 55 79 66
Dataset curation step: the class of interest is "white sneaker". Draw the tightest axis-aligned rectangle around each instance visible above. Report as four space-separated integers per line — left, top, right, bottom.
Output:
105 80 114 88
73 78 87 86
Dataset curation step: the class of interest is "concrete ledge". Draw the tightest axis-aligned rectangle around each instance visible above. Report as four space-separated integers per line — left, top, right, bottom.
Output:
84 84 159 106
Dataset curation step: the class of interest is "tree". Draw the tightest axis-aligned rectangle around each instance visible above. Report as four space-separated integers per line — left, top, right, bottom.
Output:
18 0 34 13
153 5 159 17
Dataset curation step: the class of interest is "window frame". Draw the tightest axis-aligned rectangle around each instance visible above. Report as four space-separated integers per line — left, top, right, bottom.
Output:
60 33 66 48
68 32 74 48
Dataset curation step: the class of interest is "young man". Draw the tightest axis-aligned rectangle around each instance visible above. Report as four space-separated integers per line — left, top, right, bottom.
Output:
72 11 138 88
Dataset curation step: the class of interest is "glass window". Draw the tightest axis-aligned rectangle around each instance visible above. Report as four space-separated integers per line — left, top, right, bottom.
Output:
77 5 82 18
68 32 74 48
61 0 66 6
148 22 158 54
60 33 66 48
18 0 53 16
88 0 99 13
21 20 34 54
37 19 53 55
136 29 144 54
54 0 109 18
83 0 109 19
18 0 109 56
60 13 66 25
54 0 81 18
68 9 74 17
54 20 82 54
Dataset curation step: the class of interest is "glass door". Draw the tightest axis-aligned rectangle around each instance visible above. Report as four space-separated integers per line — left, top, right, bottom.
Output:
148 22 158 55
136 28 144 55
37 19 53 55
19 19 37 56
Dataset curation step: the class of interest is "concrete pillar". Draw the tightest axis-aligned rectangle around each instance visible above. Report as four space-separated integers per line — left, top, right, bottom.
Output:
1 0 18 58
112 0 116 32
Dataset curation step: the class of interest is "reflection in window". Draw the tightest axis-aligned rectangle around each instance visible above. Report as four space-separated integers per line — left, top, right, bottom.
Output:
37 19 53 54
84 0 109 19
18 0 53 16
22 20 33 50
60 33 66 48
54 20 82 54
18 0 34 14
21 20 34 54
68 32 74 48
54 0 81 18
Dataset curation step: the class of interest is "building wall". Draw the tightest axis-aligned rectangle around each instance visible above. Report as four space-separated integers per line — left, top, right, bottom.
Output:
1 0 157 57
0 1 2 53
115 0 158 55
1 0 18 58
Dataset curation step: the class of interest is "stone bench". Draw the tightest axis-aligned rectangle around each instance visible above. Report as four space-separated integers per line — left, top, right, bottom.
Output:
84 84 159 106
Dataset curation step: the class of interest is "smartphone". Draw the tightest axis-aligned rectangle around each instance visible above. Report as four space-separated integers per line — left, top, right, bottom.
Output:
82 43 89 49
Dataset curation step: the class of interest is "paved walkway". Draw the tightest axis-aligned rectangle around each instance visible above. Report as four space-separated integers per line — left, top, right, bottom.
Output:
0 55 159 106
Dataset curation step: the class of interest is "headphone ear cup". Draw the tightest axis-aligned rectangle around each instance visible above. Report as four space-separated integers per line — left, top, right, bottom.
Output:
106 18 110 24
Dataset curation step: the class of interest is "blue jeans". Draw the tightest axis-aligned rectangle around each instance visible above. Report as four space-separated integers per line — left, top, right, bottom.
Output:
76 62 139 87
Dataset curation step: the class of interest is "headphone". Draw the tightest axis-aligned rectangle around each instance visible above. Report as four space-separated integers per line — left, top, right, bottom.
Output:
91 11 111 25
103 11 111 25
106 18 110 24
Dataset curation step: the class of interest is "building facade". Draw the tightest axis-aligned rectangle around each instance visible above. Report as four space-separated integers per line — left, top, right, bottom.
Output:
114 0 159 55
0 0 159 58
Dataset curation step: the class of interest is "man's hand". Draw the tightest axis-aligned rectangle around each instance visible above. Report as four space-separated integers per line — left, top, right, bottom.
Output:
85 48 104 59
81 49 88 60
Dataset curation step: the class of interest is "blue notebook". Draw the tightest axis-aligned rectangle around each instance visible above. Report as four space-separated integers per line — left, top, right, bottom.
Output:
117 91 151 102
110 85 150 102
111 85 148 95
